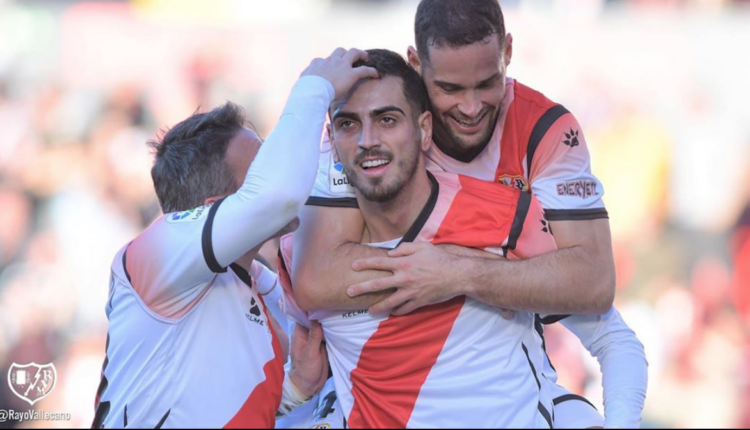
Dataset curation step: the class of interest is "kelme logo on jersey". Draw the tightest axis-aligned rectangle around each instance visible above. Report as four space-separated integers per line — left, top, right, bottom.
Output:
498 175 529 192
329 153 355 195
246 297 266 326
166 205 208 223
7 362 56 406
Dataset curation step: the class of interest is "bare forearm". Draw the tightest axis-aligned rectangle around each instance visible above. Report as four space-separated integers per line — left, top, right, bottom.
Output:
463 246 615 314
323 241 394 309
293 237 393 311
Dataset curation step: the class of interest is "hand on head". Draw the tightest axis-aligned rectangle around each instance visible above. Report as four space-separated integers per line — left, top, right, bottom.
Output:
301 48 379 99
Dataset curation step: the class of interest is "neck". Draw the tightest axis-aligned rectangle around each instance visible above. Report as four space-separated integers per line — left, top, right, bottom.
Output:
357 167 432 244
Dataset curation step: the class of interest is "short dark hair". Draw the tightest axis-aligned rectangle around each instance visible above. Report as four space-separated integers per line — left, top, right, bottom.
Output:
415 0 506 64
148 102 246 213
347 49 430 118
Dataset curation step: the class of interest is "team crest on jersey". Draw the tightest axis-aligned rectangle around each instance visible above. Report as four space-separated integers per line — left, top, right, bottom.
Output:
498 175 530 192
329 154 355 195
166 205 209 223
7 362 56 406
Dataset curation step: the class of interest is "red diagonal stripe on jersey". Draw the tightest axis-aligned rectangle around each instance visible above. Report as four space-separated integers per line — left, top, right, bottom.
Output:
495 81 557 185
347 296 465 429
497 91 523 180
430 175 517 249
224 295 284 429
348 173 520 428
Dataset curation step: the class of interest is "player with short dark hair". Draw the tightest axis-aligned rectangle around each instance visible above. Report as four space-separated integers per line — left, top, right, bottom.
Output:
92 49 377 429
293 1 648 424
281 48 557 428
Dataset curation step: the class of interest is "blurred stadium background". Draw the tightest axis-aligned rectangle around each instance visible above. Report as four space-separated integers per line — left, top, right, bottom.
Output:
0 0 749 427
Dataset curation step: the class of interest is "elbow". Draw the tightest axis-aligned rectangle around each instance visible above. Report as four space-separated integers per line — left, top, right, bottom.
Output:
291 264 325 313
591 265 616 314
261 189 308 226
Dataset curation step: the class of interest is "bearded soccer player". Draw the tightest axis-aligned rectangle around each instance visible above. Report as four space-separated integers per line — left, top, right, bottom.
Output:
92 49 377 428
279 49 557 428
291 1 647 427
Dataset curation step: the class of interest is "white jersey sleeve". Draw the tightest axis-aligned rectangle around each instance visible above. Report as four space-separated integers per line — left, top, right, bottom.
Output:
126 76 333 318
251 260 289 334
306 134 358 208
548 382 604 429
528 112 608 221
557 308 648 428
211 76 333 266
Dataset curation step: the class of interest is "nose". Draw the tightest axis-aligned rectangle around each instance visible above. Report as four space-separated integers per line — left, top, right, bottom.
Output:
456 90 483 119
358 122 381 150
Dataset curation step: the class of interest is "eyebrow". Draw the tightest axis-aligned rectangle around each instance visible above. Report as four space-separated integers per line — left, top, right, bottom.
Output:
371 105 406 118
332 105 406 123
433 72 502 90
331 110 360 123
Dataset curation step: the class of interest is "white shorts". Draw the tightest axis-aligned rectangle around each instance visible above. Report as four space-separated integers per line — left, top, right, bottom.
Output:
551 384 604 429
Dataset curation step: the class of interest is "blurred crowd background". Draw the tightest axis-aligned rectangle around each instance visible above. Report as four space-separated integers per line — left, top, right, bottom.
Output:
0 0 749 428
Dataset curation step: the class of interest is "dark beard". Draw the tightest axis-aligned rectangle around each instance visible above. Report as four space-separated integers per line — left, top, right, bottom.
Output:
348 138 421 203
431 109 498 163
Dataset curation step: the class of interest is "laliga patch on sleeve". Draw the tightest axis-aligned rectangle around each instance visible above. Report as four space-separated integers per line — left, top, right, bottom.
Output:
166 205 210 223
328 153 355 195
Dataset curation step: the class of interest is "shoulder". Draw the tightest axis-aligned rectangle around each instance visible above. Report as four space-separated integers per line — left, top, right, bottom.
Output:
510 79 559 113
431 173 522 249
505 79 572 154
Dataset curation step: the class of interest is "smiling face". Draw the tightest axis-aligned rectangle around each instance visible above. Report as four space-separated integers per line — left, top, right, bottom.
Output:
412 35 512 161
329 76 431 203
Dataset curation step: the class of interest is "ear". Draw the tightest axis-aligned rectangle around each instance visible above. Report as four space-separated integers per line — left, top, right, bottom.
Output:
504 33 513 68
418 111 433 153
407 46 422 73
326 122 333 146
326 123 341 163
204 195 224 206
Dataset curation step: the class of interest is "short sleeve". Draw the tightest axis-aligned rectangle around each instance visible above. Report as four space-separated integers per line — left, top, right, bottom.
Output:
124 204 219 318
528 112 608 221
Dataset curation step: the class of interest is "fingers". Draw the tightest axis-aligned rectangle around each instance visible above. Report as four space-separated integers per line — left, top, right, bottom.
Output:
352 256 399 272
293 322 308 341
352 65 379 81
341 48 377 80
308 320 324 346
347 276 399 297
387 242 427 258
342 47 368 64
330 47 347 58
392 300 419 316
368 290 411 315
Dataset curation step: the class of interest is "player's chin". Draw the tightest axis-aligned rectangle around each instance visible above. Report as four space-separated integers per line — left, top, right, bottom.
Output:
451 126 494 151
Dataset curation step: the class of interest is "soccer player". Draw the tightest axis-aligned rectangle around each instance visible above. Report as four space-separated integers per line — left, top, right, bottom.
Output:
281 48 564 428
292 47 647 428
292 1 646 427
92 49 377 428
295 0 613 317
